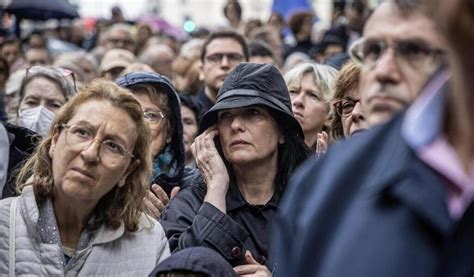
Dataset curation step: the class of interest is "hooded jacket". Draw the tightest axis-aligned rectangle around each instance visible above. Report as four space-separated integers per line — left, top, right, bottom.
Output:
116 72 200 195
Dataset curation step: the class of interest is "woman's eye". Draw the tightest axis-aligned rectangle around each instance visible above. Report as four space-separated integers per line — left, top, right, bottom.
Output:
104 140 124 154
73 127 92 138
219 112 232 119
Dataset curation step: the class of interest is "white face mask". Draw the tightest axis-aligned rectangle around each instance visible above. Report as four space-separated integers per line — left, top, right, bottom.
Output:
18 106 55 136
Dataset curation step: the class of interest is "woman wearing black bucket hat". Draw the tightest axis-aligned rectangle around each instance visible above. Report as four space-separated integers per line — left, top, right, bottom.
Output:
160 63 310 272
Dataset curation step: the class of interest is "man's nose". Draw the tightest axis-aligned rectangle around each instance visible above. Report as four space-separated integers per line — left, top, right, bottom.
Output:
373 49 402 85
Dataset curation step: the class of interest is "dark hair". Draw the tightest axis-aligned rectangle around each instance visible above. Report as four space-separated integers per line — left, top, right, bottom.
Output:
248 40 274 58
200 30 249 62
1 36 22 52
179 93 202 122
0 56 10 79
288 11 313 36
223 0 242 20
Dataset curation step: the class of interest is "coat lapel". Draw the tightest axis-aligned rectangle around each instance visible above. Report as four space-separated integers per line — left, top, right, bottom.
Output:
373 125 453 238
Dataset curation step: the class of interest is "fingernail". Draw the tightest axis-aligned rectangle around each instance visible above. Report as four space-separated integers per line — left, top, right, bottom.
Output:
152 184 158 190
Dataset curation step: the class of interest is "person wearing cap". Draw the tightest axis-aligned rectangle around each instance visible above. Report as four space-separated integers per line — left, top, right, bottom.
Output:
160 63 310 271
100 48 135 81
116 72 200 218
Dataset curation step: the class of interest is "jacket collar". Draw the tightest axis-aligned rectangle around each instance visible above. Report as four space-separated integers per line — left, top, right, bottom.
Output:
92 213 154 245
368 116 453 238
226 183 279 212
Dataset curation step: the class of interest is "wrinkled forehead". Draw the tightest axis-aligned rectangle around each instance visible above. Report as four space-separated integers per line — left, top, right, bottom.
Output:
364 2 443 46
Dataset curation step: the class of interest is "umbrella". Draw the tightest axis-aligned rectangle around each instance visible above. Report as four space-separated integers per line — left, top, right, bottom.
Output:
5 0 79 21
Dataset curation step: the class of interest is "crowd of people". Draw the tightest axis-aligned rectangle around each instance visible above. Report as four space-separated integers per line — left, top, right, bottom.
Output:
0 0 473 276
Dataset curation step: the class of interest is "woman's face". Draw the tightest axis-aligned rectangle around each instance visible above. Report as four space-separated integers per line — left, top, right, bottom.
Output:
134 92 169 157
217 106 282 165
181 105 198 158
49 100 137 205
341 87 368 138
20 77 66 114
289 73 328 137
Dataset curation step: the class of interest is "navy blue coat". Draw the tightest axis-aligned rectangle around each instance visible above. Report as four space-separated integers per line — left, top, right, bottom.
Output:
271 114 474 276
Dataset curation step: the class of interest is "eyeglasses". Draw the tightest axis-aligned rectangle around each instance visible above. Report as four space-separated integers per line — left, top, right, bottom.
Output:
27 65 78 93
60 124 134 167
349 38 445 70
204 53 244 65
143 110 165 126
333 98 360 117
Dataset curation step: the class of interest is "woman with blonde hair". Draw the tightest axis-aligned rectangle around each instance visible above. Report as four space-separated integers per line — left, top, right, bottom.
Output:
284 62 338 151
0 79 169 275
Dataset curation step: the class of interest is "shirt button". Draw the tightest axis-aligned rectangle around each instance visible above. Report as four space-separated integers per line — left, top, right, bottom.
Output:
231 246 241 258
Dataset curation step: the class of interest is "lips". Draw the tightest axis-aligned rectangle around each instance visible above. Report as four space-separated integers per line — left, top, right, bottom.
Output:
293 111 304 121
229 139 249 147
350 128 367 137
71 167 95 180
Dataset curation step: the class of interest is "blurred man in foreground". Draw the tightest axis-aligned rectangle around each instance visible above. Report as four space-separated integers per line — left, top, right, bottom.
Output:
271 0 474 276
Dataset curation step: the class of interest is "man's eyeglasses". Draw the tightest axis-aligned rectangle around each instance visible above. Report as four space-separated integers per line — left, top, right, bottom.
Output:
333 98 360 117
349 38 446 70
107 38 135 48
143 110 165 125
60 124 134 167
204 53 244 65
27 65 77 93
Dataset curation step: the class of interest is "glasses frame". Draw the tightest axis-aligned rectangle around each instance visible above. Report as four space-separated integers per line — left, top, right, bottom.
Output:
333 98 361 117
349 38 445 70
59 123 134 166
204 52 244 65
143 110 166 126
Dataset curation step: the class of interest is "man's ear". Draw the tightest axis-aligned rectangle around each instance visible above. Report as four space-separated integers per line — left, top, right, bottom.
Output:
48 126 60 159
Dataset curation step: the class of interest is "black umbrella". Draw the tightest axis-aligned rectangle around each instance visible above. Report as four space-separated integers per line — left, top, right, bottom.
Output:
5 0 79 21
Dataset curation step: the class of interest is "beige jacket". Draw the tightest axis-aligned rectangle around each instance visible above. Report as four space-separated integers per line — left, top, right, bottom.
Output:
0 186 170 276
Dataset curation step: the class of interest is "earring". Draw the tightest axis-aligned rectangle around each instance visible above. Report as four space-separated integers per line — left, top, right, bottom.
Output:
117 178 126 188
279 135 285 144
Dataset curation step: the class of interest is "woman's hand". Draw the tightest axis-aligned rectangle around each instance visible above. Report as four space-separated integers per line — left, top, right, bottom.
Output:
316 131 328 158
191 125 229 213
234 251 272 277
143 184 180 219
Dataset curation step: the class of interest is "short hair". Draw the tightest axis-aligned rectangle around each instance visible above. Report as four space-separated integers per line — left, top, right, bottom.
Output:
17 79 152 232
284 62 338 104
248 40 274 58
288 11 313 36
18 66 75 103
127 83 175 144
200 30 249 62
330 61 360 141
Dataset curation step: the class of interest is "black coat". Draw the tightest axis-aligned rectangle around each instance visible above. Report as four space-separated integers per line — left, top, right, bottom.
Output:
2 124 41 199
160 180 279 267
271 114 474 276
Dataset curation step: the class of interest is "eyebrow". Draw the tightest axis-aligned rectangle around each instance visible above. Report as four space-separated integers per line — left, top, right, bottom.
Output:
71 120 131 147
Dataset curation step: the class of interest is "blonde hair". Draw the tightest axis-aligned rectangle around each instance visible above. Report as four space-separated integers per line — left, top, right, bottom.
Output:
16 79 152 232
284 62 338 113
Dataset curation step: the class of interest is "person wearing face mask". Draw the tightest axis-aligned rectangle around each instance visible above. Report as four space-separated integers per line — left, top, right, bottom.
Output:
12 66 76 136
1 66 75 200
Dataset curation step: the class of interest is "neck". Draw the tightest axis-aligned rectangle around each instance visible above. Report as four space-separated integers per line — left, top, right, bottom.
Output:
233 154 278 205
304 128 321 149
444 70 474 172
52 190 96 248
204 85 218 103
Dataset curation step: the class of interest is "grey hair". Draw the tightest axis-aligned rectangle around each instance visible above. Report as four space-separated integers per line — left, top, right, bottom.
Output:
284 62 338 103
105 23 135 40
18 66 76 102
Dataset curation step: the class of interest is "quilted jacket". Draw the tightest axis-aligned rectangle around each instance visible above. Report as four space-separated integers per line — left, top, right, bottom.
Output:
0 186 170 276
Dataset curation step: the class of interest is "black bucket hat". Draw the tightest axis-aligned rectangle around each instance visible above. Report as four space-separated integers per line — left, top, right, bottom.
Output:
199 62 304 138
